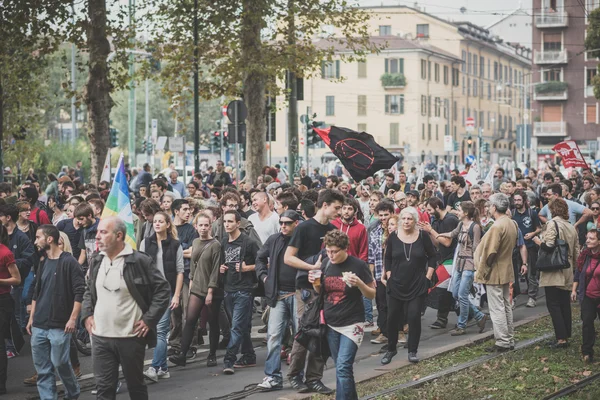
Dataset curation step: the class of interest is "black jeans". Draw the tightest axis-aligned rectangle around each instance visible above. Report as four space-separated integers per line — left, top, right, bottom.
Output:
387 294 425 353
436 290 454 323
375 281 387 336
581 295 600 357
0 294 13 390
92 335 147 400
545 286 572 341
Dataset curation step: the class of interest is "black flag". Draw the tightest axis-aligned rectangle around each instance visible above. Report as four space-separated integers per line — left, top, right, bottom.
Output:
313 126 400 181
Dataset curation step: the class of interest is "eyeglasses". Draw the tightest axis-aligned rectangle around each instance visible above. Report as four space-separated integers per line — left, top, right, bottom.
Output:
102 267 123 292
279 220 294 226
592 207 600 211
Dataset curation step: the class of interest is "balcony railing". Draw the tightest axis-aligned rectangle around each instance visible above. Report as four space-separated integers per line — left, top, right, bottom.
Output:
533 121 567 137
534 81 568 101
535 11 568 28
534 50 568 64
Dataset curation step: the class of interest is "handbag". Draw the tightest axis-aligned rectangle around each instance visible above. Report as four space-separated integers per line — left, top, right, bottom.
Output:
536 221 570 272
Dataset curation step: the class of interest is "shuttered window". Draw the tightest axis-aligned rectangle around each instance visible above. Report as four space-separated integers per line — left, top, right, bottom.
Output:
542 104 562 122
586 104 597 124
357 95 367 116
390 123 399 145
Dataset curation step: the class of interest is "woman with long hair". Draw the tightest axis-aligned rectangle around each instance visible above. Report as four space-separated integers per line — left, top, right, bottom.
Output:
0 223 21 394
381 207 436 365
437 201 488 336
49 196 67 225
533 198 579 348
573 229 600 363
586 201 600 232
474 198 493 233
140 211 184 381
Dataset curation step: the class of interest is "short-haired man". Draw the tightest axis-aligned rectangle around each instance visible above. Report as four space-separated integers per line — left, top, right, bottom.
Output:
82 217 170 399
169 171 187 198
207 160 232 188
274 191 299 216
284 189 344 394
494 168 508 191
28 225 85 400
470 185 482 201
474 194 519 352
248 192 280 244
219 210 260 374
212 192 261 244
357 183 372 224
256 210 301 391
380 173 400 196
74 203 99 269
540 183 592 225
299 168 312 188
446 176 471 214
481 183 493 200
325 175 339 189
88 198 105 218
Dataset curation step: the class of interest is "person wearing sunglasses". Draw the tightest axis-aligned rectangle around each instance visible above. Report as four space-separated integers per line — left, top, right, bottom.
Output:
586 201 600 232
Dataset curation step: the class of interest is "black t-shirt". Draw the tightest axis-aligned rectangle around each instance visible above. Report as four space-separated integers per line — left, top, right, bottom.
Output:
432 213 459 262
223 233 260 293
33 258 58 329
322 256 373 327
289 218 336 289
447 190 471 211
56 219 82 260
277 240 296 292
513 208 540 248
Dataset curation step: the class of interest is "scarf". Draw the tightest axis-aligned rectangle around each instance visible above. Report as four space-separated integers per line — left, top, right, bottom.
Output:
577 248 600 272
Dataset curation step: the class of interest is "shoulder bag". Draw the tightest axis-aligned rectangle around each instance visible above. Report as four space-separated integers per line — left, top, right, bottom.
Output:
536 220 570 272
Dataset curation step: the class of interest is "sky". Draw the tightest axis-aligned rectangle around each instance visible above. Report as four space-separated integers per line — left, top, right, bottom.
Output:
358 0 530 28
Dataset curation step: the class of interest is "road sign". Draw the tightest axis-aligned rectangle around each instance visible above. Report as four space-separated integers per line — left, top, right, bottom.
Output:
169 137 185 152
595 159 600 168
466 117 475 132
465 154 475 164
151 119 158 140
444 135 453 152
221 105 228 117
226 100 248 123
156 136 167 151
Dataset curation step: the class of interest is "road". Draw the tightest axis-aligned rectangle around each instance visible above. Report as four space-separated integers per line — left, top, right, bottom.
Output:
7 283 548 400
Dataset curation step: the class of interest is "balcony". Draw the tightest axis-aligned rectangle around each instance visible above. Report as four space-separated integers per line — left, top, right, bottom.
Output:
380 73 406 89
533 81 568 101
534 50 568 65
533 121 567 137
535 11 568 28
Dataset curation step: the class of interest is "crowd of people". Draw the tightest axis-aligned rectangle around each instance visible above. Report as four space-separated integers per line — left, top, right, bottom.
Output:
0 160 600 399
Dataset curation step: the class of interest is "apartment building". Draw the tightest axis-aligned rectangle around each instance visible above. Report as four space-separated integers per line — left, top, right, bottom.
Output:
532 0 600 164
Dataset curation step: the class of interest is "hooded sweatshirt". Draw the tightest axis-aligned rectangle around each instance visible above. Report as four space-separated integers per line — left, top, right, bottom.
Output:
331 217 368 262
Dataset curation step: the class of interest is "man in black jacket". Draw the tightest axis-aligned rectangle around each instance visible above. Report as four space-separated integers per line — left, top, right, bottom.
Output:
256 210 300 391
82 216 170 400
27 224 85 400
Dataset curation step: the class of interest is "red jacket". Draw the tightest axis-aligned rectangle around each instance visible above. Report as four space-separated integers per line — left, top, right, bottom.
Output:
331 217 368 262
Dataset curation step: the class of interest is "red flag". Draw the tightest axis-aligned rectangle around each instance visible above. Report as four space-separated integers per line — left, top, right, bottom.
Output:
552 140 589 169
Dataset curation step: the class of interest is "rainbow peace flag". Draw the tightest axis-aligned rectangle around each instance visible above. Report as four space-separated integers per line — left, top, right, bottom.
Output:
101 153 137 249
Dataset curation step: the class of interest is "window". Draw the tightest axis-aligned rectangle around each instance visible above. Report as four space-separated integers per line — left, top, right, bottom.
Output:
358 123 367 132
462 51 466 72
417 24 429 38
488 59 491 79
487 111 491 130
428 61 431 81
326 96 335 116
543 68 561 82
390 123 399 145
434 63 440 82
357 95 367 116
587 68 597 86
494 62 498 80
467 78 471 96
421 59 427 80
453 101 457 122
379 25 392 36
473 79 478 97
543 33 562 51
443 99 449 119
452 68 460 86
473 110 477 126
462 76 466 95
385 95 404 114
586 104 597 124
428 95 432 116
462 108 465 125
321 60 340 79
480 56 485 77
468 52 472 74
488 83 491 100
473 54 478 76
436 125 439 141
434 97 441 117
422 124 425 140
385 58 404 74
421 95 427 116
499 63 503 80
509 116 513 132
357 61 367 78
443 66 449 85
479 111 484 128
428 124 432 140
509 67 513 84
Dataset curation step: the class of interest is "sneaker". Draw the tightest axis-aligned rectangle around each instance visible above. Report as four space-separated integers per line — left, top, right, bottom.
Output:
477 315 489 333
289 375 310 393
583 354 594 364
116 380 122 394
207 353 217 367
450 328 466 336
370 327 381 336
408 352 419 363
6 350 17 359
234 356 256 368
169 353 187 367
186 348 197 360
429 319 447 329
257 376 283 391
167 348 179 356
398 332 407 344
511 299 516 310
485 345 510 353
23 373 37 386
157 369 170 379
370 334 388 344
526 298 536 308
144 366 159 383
73 364 82 378
381 350 397 365
306 380 334 395
365 321 374 328
223 363 235 375
258 325 268 334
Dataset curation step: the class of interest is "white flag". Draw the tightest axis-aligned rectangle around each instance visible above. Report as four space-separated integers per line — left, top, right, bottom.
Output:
100 151 111 183
484 164 496 186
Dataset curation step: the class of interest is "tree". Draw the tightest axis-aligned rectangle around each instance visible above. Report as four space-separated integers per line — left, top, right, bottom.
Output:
585 8 600 100
142 0 378 184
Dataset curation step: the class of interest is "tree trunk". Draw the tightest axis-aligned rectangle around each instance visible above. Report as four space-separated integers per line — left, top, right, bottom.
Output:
85 0 113 185
0 78 4 183
241 0 266 185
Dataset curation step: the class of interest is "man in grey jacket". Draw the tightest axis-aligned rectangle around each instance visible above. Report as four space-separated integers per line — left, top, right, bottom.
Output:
82 216 170 400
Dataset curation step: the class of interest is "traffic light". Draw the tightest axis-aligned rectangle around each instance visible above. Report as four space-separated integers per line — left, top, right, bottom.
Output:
482 142 490 153
110 128 119 148
453 140 459 152
223 131 229 148
213 131 221 152
142 139 147 153
466 134 473 147
306 113 325 147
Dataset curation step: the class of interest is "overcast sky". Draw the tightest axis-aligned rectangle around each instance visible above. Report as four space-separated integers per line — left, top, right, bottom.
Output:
358 0 530 28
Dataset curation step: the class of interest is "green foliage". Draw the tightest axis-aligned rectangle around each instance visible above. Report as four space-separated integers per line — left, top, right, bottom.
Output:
585 9 600 99
534 81 567 94
380 73 407 87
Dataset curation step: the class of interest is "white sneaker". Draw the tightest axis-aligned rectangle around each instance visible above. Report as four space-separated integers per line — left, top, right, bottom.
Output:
157 369 170 379
526 298 536 308
511 299 516 310
144 367 158 383
257 376 283 391
92 381 122 395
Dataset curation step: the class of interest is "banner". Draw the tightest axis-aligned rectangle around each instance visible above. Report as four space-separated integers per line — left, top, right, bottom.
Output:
552 140 589 169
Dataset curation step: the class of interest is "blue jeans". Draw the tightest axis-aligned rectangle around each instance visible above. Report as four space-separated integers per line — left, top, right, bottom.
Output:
327 328 358 400
452 270 485 329
151 303 172 371
264 292 297 381
31 327 80 400
224 291 255 365
362 296 373 323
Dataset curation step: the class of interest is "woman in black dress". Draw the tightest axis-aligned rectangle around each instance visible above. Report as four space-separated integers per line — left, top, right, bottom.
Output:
381 207 436 364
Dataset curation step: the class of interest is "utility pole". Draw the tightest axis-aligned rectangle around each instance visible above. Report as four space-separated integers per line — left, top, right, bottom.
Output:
127 0 136 166
193 0 200 173
145 78 150 164
305 106 311 171
70 1 77 144
286 0 298 173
